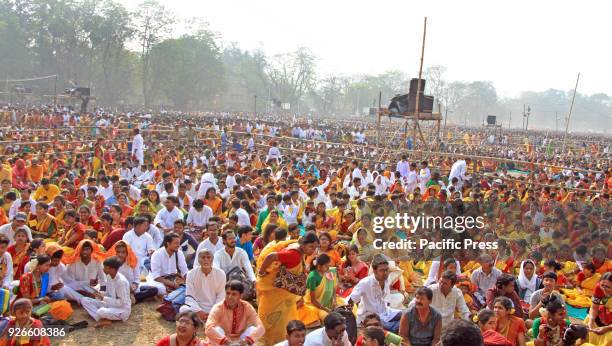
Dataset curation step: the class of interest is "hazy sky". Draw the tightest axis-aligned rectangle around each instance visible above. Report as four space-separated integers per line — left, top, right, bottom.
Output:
120 0 611 98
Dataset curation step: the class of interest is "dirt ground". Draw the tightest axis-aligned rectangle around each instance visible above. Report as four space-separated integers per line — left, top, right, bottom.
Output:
57 300 177 346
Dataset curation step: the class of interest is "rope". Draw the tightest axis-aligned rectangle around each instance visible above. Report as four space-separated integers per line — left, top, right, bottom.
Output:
4 75 57 83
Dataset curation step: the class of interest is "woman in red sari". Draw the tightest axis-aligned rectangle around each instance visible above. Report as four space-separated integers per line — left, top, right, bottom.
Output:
338 244 369 297
77 206 102 235
117 193 134 218
7 228 31 279
11 158 28 190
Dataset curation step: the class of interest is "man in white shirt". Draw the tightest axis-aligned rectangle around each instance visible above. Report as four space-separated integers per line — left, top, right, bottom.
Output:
304 312 351 346
9 188 36 220
148 232 189 295
267 142 281 163
81 256 132 327
448 158 471 190
122 217 156 269
396 155 410 178
405 162 418 193
418 160 431 193
180 248 226 321
131 128 145 166
154 196 184 233
226 167 238 190
96 176 114 200
230 199 251 227
65 240 107 303
196 222 224 258
0 213 32 245
213 230 256 283
425 271 470 327
186 199 213 232
348 256 402 333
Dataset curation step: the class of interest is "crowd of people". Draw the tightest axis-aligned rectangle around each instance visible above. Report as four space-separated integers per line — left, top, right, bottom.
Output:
0 104 608 346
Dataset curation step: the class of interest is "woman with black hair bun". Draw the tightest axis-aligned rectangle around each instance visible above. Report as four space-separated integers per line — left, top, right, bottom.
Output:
532 294 571 346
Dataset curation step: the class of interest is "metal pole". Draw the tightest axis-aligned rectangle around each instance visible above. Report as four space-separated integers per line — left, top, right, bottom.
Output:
376 91 382 147
522 104 525 131
562 73 580 152
54 75 58 106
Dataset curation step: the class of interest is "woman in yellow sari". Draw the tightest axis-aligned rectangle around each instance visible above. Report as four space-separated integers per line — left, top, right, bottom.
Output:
92 138 105 174
29 202 58 240
260 210 287 233
297 253 345 327
577 263 602 296
134 199 155 218
256 232 319 346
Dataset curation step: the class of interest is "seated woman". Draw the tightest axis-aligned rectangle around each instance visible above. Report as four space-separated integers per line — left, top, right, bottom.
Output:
338 245 369 298
516 259 542 304
7 228 32 279
155 310 205 346
475 309 511 346
584 272 612 346
493 296 526 346
575 262 601 296
315 232 341 268
298 254 345 328
17 255 52 307
3 298 51 346
532 295 571 346
28 203 58 240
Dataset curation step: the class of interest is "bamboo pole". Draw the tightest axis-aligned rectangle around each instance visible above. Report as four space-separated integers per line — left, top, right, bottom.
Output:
562 73 580 153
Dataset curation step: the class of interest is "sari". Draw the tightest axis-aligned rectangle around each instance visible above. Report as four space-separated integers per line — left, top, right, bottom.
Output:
205 197 223 216
92 144 104 174
298 268 345 325
256 239 304 346
29 214 58 239
18 271 49 300
7 243 29 279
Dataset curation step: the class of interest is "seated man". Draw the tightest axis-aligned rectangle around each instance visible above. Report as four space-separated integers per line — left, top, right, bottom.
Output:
205 280 265 346
122 216 156 270
400 287 441 346
64 239 106 303
213 230 256 297
180 249 226 321
304 312 351 346
275 320 307 346
349 255 402 333
425 271 470 328
148 232 188 296
45 243 81 302
81 256 131 327
108 240 158 303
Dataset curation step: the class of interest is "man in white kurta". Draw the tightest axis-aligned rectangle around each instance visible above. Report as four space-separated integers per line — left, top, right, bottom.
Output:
82 257 132 325
148 233 188 295
179 249 226 321
154 197 184 232
212 231 256 283
448 158 471 190
131 128 145 166
65 241 106 302
122 217 156 268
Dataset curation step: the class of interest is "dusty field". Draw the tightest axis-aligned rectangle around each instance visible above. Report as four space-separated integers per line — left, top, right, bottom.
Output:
57 300 177 346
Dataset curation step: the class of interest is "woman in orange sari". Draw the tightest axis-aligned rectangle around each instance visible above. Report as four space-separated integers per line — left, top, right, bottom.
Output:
117 193 134 218
203 187 223 216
